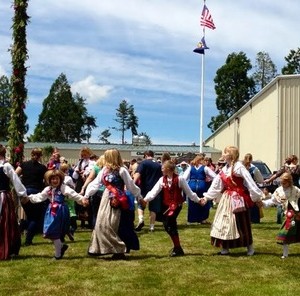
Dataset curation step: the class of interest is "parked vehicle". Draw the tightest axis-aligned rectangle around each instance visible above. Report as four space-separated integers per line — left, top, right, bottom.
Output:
252 160 279 193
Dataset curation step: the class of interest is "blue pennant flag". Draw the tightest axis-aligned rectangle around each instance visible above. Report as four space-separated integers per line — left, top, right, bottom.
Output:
193 37 209 54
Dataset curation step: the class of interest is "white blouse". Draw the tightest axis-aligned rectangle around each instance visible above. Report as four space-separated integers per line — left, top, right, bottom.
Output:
203 161 264 202
85 166 142 199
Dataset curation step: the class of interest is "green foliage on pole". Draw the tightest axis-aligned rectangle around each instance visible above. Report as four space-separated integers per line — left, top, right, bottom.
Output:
8 0 30 167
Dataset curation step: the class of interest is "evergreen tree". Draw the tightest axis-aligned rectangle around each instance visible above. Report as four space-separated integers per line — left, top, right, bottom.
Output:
127 105 138 137
208 52 256 132
113 99 138 144
0 75 11 141
252 51 277 91
99 129 111 144
281 48 300 74
138 132 152 145
30 73 96 143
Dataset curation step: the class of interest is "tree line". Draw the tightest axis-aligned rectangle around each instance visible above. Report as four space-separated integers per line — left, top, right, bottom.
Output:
1 49 300 143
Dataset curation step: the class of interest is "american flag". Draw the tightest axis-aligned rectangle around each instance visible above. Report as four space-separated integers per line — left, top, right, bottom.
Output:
200 4 216 30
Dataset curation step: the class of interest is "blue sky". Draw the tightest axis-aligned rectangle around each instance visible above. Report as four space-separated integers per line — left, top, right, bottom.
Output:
0 0 299 145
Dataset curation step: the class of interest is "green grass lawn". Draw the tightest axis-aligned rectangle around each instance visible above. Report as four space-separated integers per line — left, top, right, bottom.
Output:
1 205 300 296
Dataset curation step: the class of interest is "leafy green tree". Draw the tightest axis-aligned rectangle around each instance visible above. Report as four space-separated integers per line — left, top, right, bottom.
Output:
99 129 111 144
0 75 11 141
29 73 96 143
113 99 138 144
281 48 300 74
252 51 277 91
208 52 256 132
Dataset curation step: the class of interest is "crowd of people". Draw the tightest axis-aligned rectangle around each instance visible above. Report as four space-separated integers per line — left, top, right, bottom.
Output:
0 143 300 261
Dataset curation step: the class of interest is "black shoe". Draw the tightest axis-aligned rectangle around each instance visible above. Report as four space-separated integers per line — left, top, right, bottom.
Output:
67 232 74 241
24 241 32 246
170 246 184 257
135 221 144 232
59 244 69 259
111 253 126 260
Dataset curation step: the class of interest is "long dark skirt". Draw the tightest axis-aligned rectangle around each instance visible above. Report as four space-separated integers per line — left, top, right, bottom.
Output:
0 192 21 260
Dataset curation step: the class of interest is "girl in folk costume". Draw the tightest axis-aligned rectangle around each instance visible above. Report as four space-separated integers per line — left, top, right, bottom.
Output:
85 149 143 260
25 170 88 260
183 154 216 225
0 144 27 260
262 172 300 258
201 146 264 256
143 160 202 257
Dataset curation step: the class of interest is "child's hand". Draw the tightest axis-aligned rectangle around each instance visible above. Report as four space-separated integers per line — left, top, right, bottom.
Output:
81 198 89 207
20 196 30 204
199 197 207 206
256 200 263 208
138 197 147 208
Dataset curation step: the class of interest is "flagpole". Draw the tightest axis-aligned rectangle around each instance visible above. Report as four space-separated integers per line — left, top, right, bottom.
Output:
195 0 215 153
200 48 204 153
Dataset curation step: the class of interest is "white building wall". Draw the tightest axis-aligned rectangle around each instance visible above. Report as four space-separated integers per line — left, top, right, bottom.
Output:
205 75 300 172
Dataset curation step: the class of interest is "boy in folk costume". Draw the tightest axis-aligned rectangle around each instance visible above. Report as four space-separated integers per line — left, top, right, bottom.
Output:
201 146 264 256
142 160 202 257
262 172 300 258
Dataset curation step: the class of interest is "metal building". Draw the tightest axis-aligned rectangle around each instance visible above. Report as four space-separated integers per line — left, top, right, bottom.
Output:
204 75 300 172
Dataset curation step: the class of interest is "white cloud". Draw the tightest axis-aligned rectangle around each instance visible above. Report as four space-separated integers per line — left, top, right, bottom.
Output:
71 76 113 104
1 0 299 145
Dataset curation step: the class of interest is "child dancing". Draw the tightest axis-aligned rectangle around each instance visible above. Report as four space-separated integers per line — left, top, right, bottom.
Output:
262 172 300 258
25 170 88 259
142 160 202 257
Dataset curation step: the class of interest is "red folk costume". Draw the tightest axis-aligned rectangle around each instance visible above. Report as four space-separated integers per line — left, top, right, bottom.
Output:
203 162 263 253
145 173 200 256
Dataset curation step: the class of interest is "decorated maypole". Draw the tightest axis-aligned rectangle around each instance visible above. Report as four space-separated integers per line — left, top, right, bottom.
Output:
8 0 30 167
193 0 215 153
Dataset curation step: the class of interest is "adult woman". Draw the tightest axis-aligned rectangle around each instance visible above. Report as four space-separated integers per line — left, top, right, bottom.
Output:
201 146 264 256
183 154 216 224
242 153 264 223
0 144 27 260
16 148 47 245
85 149 143 260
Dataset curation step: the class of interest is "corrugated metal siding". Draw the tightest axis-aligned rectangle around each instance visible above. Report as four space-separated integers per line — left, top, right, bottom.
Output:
280 77 300 163
204 75 300 172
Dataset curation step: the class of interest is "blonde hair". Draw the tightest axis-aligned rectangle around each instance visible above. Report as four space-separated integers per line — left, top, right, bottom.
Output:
60 163 70 174
224 146 239 185
162 160 176 173
96 155 105 168
191 154 205 166
44 169 65 186
280 172 293 187
104 149 123 171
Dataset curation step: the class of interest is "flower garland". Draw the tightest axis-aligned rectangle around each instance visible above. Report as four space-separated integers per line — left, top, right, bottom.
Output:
8 0 30 167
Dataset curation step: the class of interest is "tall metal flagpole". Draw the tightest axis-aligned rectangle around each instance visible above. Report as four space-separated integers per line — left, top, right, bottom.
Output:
200 35 205 153
195 0 215 154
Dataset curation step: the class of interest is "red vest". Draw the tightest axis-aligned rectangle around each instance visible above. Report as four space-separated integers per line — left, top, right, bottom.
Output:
162 174 185 206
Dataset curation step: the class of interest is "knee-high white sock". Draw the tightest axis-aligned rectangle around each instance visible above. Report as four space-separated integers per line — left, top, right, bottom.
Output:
283 244 289 257
53 239 63 257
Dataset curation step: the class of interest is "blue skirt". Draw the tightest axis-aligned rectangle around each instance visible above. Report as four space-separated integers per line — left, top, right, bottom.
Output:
43 202 70 240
